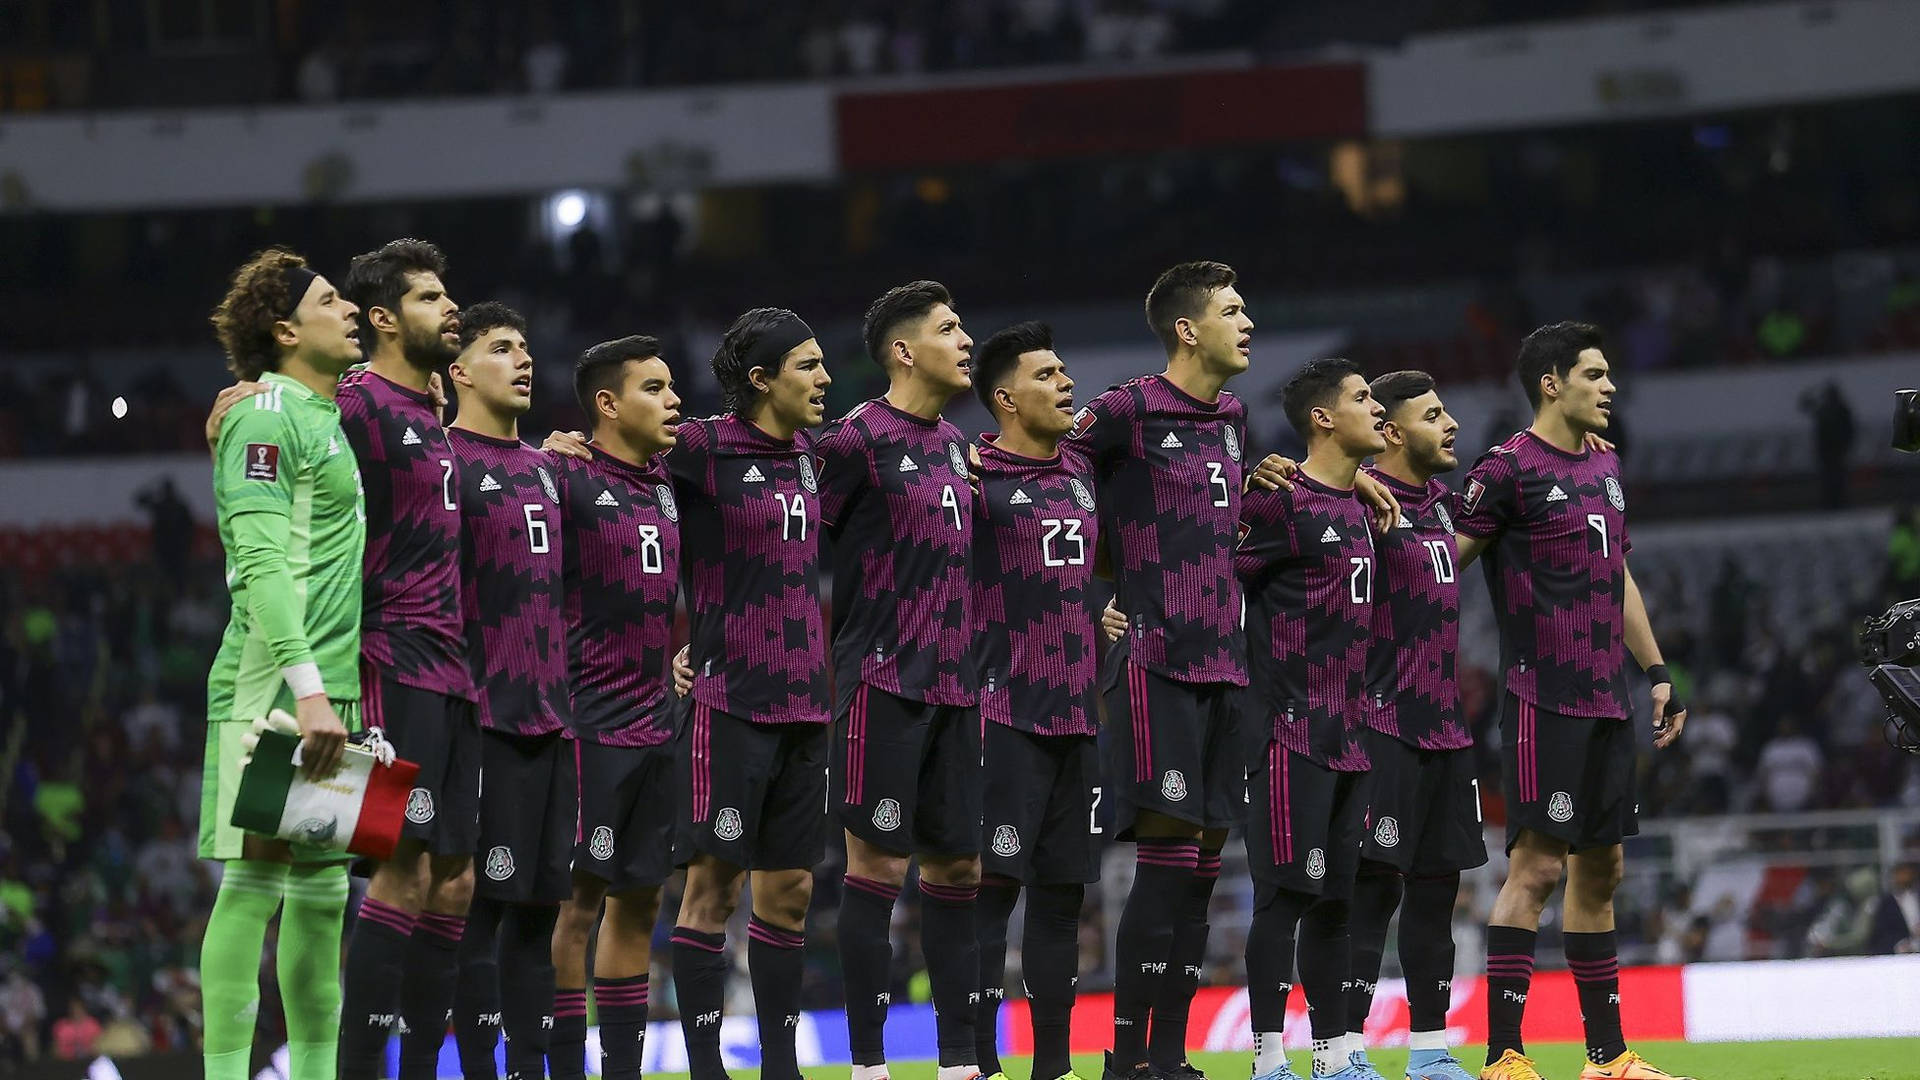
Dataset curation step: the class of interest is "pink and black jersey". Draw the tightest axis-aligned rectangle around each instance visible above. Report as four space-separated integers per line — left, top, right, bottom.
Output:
1362 468 1469 750
667 415 828 726
1455 430 1632 719
561 449 680 748
1235 477 1374 772
969 437 1100 738
1067 374 1248 687
815 399 976 708
450 429 569 737
335 370 474 700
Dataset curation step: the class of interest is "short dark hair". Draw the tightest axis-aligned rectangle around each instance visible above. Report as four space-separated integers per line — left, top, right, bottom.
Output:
341 237 447 340
973 321 1054 413
1282 357 1363 439
210 248 310 381
1369 369 1437 424
575 335 662 421
712 307 807 415
456 300 526 350
862 280 953 368
1145 260 1236 354
1516 321 1604 410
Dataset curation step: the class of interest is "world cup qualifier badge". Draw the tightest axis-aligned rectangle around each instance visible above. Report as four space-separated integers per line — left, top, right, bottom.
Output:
713 807 744 842
484 845 516 881
589 826 615 861
1069 477 1095 512
656 483 679 522
1161 769 1188 802
1548 791 1575 823
991 824 1021 857
872 798 903 832
1605 475 1625 510
798 456 818 492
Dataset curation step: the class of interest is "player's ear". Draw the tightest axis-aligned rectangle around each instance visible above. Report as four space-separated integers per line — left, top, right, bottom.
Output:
1380 420 1404 447
595 386 618 422
747 365 770 395
272 316 300 350
366 304 398 335
448 358 473 389
1175 317 1197 347
994 385 1015 416
890 338 913 370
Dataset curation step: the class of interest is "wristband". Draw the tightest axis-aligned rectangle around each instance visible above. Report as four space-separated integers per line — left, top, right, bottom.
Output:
1645 663 1671 687
281 662 325 700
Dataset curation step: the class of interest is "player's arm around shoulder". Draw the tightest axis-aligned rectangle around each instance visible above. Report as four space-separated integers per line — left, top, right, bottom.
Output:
811 416 875 532
1451 447 1518 569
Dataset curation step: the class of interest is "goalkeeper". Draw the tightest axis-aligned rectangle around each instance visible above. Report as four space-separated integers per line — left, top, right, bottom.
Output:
201 248 367 1080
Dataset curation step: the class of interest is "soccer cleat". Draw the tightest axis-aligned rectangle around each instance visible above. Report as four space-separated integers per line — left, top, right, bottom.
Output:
1577 1051 1695 1080
1049 1073 1091 1080
1405 1053 1477 1080
1250 1061 1304 1080
1347 1048 1389 1080
1478 1050 1544 1080
987 1073 1011 1080
1156 1062 1211 1080
1106 1053 1158 1080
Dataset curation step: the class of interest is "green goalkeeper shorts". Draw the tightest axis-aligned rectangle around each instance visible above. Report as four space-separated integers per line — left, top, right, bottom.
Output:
199 700 361 862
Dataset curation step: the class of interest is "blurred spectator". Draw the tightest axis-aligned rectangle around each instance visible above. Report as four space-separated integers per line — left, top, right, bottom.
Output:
1805 866 1880 957
51 999 101 1060
1886 503 1920 598
1799 381 1857 509
0 965 47 1062
135 478 195 570
1867 862 1919 954
1680 702 1738 814
1755 719 1824 812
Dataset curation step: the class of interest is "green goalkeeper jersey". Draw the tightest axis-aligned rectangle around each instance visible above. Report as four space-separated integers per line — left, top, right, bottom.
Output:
208 372 366 723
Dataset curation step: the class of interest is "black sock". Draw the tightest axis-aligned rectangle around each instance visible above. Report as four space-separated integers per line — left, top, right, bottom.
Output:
1565 930 1626 1065
454 898 505 1080
1149 848 1220 1069
1297 898 1351 1044
1346 862 1403 1036
920 879 981 1068
400 911 467 1080
839 875 900 1066
749 917 807 1080
340 897 417 1080
549 987 589 1080
1113 838 1197 1067
1245 885 1311 1034
594 974 649 1080
974 879 1021 1076
1023 884 1082 1080
672 927 731 1080
1484 925 1537 1064
498 904 559 1080
1399 873 1460 1035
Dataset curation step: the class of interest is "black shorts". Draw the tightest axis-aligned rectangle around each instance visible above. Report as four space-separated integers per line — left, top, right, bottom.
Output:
1103 660 1246 839
575 740 677 892
1247 740 1368 899
830 684 981 857
981 724 1100 885
680 702 829 871
475 729 577 904
362 665 482 857
1358 730 1488 874
1501 693 1638 854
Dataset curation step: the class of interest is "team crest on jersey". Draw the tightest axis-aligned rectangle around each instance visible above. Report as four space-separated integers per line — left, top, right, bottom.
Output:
1604 476 1625 511
1547 791 1574 823
405 788 435 825
537 466 559 503
1069 477 1095 512
656 484 679 522
798 456 818 492
1435 502 1455 534
484 845 515 881
1373 816 1400 848
1462 478 1486 514
948 442 968 478
1160 770 1188 802
1223 425 1242 461
714 807 744 842
1305 848 1327 880
991 824 1021 857
872 798 903 832
589 826 615 861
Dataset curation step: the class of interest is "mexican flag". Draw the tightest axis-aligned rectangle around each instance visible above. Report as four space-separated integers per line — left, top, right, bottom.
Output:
231 720 419 861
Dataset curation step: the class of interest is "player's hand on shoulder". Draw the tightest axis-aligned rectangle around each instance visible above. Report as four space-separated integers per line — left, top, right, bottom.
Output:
292 695 349 778
1583 432 1615 455
543 429 593 461
967 443 984 493
1246 453 1297 493
205 381 267 452
672 644 695 696
1100 597 1128 643
1355 470 1401 534
427 371 448 419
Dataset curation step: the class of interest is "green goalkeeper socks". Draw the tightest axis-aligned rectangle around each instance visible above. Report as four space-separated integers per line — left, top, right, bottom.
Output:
280 862 351 1080
202 859 289 1080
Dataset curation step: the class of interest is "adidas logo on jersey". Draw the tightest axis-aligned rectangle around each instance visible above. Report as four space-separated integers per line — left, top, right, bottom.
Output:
1009 488 1032 505
1321 526 1342 544
595 490 619 507
899 455 919 472
743 465 766 483
1160 432 1183 449
402 426 422 446
479 474 501 492
1546 485 1569 502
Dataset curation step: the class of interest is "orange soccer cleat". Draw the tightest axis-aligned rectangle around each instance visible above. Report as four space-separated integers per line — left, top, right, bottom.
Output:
1478 1049 1544 1080
1577 1050 1696 1080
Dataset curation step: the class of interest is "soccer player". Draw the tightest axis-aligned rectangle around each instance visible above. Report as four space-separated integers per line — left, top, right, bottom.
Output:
817 281 983 1080
667 309 834 1080
546 336 685 1080
446 302 573 1080
1453 324 1691 1080
967 322 1102 1080
1237 358 1383 1080
1342 370 1484 1080
201 248 364 1080
329 238 482 1080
